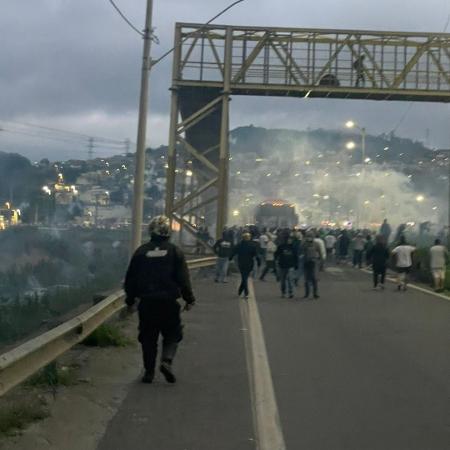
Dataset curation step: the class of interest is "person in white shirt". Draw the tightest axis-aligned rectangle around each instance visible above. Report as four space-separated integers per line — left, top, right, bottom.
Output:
313 232 326 271
324 233 337 261
391 236 416 291
259 230 269 267
259 236 278 281
429 239 448 292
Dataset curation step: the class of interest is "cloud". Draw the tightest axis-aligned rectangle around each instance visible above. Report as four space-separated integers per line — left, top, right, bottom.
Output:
1 0 449 158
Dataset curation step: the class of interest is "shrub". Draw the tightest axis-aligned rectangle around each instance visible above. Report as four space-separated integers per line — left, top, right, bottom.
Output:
82 324 131 347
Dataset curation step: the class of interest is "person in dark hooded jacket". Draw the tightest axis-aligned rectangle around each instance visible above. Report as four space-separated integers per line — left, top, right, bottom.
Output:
213 230 233 283
124 215 196 384
368 234 390 289
230 232 260 298
274 234 298 298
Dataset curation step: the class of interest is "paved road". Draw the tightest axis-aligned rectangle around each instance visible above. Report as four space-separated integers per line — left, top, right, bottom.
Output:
97 266 450 450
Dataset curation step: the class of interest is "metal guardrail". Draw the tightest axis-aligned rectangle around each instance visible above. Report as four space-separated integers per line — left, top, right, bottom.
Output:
0 257 216 397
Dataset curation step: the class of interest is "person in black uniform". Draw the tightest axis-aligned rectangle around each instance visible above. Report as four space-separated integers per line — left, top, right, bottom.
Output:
230 231 260 299
124 215 196 384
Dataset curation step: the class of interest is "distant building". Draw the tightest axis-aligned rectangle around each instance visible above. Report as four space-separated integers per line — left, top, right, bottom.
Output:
0 203 21 230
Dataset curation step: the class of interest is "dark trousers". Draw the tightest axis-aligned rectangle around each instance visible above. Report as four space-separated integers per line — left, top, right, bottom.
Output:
279 267 294 295
304 261 318 297
353 250 363 268
138 300 183 373
260 260 277 280
373 268 386 287
238 268 252 296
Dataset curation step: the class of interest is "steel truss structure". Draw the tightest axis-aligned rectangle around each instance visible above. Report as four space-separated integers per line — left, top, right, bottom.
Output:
165 23 450 239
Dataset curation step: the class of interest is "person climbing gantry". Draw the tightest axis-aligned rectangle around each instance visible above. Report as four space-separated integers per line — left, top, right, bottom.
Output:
124 215 196 384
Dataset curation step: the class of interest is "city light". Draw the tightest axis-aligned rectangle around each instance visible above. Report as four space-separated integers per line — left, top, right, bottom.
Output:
416 195 425 202
42 186 51 195
186 169 193 177
345 120 355 128
364 157 371 163
232 210 240 217
346 141 356 150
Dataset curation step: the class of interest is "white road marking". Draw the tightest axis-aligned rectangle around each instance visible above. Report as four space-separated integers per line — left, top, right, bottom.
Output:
361 268 450 302
239 279 287 450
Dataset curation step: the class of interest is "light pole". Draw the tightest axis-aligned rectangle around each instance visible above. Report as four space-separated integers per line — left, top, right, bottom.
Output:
346 120 367 228
129 1 246 255
436 148 450 249
130 0 154 255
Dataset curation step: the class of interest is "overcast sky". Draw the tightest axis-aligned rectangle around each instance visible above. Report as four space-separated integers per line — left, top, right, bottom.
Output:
1 0 449 161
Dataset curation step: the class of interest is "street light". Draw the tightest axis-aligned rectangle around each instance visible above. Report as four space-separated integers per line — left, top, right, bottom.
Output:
346 141 356 150
416 195 425 202
345 120 366 165
345 120 368 228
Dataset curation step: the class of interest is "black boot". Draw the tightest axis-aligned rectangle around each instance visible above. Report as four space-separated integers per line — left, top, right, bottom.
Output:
160 360 176 384
141 370 154 384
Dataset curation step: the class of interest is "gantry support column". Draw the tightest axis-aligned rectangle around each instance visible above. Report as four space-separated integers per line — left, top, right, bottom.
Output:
216 27 233 239
165 88 179 220
165 25 182 222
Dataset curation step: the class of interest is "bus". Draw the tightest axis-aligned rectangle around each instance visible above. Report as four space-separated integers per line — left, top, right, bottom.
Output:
254 199 298 229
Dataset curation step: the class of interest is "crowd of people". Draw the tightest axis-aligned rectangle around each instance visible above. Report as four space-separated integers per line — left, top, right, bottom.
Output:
122 214 448 385
213 218 449 298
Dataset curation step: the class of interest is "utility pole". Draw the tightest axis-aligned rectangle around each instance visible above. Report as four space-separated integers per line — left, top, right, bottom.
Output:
130 0 154 255
87 137 94 160
124 138 131 154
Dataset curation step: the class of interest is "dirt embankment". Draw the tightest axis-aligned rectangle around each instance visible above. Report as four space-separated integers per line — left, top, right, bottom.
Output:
0 314 141 450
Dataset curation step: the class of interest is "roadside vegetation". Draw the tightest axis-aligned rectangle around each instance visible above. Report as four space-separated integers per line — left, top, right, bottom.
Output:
0 227 128 348
82 323 132 347
0 397 49 437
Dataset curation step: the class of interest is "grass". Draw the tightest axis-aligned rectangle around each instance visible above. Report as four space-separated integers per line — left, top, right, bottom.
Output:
0 397 49 437
81 323 132 347
26 362 78 388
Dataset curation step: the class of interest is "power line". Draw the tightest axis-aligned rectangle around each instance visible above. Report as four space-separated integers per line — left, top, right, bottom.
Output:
443 14 450 32
391 103 415 135
108 0 144 36
0 127 129 154
152 0 246 67
0 119 134 146
107 0 160 43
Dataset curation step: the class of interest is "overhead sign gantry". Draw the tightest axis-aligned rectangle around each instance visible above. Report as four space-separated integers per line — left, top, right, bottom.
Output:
165 23 450 238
